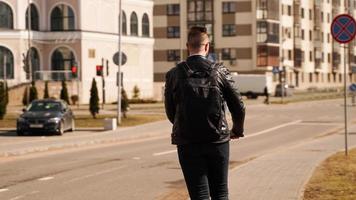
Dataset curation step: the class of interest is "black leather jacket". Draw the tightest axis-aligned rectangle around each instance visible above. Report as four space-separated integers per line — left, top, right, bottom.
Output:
165 55 245 145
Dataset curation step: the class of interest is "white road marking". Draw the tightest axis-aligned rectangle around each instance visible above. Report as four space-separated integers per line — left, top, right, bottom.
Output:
153 120 302 156
243 120 302 139
38 176 54 181
65 166 126 183
153 150 177 156
297 122 342 126
132 157 141 160
9 191 39 200
0 188 9 193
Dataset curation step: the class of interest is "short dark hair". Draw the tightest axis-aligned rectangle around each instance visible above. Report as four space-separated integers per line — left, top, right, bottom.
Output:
187 26 209 49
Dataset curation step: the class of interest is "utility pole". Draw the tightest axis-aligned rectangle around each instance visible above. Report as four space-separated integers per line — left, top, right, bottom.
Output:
117 0 122 125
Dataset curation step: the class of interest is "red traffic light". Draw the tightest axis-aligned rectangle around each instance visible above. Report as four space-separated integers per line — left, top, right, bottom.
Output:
71 66 77 73
96 65 103 76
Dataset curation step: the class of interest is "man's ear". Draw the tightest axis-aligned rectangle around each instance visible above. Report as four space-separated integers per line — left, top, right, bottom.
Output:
205 43 210 53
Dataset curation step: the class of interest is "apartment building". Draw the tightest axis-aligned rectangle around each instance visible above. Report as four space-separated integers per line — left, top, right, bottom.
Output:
153 0 356 99
0 0 154 104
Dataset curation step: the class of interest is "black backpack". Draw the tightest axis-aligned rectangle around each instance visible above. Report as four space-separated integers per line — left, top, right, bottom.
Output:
178 62 224 141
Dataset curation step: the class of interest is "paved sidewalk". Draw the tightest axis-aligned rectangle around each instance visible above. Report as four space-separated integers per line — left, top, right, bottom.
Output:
0 120 171 157
229 124 356 200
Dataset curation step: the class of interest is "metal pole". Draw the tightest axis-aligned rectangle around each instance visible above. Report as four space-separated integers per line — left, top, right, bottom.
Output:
102 58 105 109
117 0 122 125
344 44 349 156
3 55 7 83
77 61 80 109
27 0 32 105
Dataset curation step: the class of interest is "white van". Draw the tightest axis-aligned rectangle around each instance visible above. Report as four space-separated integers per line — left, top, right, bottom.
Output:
231 74 273 99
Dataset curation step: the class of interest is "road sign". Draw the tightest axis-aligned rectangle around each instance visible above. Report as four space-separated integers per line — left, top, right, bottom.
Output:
272 66 279 74
350 83 356 92
352 66 356 73
113 52 127 66
331 14 356 44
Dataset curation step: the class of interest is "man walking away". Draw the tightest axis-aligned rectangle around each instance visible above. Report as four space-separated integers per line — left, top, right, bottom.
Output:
164 26 246 200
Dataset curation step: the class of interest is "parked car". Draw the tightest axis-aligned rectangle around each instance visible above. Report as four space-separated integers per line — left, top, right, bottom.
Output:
275 84 295 97
16 99 75 136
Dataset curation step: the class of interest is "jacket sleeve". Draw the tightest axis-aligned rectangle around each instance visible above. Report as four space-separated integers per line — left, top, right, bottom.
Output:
218 66 246 137
164 70 176 124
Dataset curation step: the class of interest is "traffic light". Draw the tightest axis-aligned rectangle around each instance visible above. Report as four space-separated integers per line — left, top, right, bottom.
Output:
96 65 103 76
71 65 78 78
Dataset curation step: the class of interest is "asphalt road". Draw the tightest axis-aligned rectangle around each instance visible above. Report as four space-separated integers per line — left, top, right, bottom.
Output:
0 99 354 200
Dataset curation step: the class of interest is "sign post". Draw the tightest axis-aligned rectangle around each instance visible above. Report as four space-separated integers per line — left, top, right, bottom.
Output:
331 14 356 156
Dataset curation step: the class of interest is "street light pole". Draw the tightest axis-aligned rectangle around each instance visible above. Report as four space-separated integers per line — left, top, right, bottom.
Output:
117 0 122 125
27 0 32 105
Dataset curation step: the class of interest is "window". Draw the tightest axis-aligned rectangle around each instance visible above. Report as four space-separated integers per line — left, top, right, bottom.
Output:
309 30 312 41
222 2 236 13
130 12 138 36
221 48 236 60
27 47 40 80
51 5 75 31
309 9 312 20
26 4 39 31
287 5 291 16
188 0 213 22
301 8 304 18
122 11 127 35
222 24 236 36
328 53 331 63
0 2 13 29
142 13 150 37
0 46 14 79
309 51 313 61
167 50 180 61
257 21 267 42
288 50 292 60
309 73 313 82
321 12 324 22
301 29 305 40
51 47 75 80
167 26 180 38
167 4 180 15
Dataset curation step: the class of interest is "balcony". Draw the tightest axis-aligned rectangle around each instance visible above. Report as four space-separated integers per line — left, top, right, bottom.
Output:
294 37 302 49
294 48 302 68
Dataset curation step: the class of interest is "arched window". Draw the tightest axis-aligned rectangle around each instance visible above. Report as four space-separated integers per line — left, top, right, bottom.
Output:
51 4 75 31
142 13 150 37
0 2 13 29
51 47 75 80
27 47 40 80
0 46 14 79
130 12 138 36
122 11 127 35
26 4 39 31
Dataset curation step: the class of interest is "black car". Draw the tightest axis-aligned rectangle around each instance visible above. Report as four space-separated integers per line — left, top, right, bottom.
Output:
17 99 75 136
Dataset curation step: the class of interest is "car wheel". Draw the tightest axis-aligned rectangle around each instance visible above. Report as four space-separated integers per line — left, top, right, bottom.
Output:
69 119 75 132
56 121 65 136
17 130 24 136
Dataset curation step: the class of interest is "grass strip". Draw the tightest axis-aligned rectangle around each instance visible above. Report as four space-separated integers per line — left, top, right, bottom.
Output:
303 148 356 200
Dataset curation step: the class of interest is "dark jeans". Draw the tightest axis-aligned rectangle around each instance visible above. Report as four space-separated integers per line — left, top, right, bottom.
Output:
177 142 230 200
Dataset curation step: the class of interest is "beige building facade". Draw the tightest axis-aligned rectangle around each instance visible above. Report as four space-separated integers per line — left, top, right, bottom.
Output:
0 0 154 104
153 0 356 99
